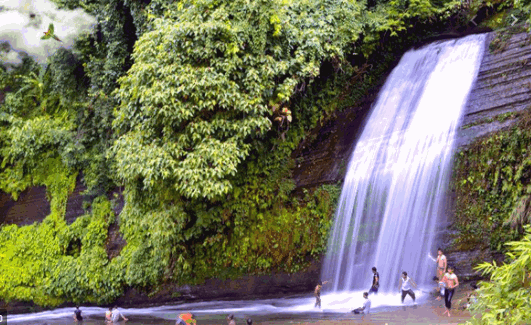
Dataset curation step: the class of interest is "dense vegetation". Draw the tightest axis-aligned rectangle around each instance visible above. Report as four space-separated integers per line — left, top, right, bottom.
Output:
452 108 531 325
452 109 531 252
465 225 531 324
0 0 528 308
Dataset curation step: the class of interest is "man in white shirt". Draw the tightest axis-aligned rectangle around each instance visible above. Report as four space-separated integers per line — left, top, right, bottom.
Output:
398 271 417 304
111 306 128 322
352 292 371 314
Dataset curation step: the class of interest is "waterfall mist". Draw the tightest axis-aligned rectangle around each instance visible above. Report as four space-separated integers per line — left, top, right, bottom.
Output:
321 34 486 293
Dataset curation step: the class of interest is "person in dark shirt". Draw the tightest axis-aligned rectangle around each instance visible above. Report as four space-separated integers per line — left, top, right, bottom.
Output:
369 267 379 295
73 306 83 322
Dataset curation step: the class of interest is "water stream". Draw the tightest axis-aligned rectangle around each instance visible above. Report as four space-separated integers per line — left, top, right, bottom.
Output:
6 291 430 324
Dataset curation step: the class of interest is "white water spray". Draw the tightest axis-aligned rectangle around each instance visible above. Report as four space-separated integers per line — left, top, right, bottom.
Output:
321 34 486 293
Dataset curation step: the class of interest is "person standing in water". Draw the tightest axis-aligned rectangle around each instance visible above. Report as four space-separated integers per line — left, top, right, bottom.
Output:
314 280 330 308
176 312 197 325
398 271 417 304
436 248 447 280
73 306 83 322
369 267 380 295
443 265 459 316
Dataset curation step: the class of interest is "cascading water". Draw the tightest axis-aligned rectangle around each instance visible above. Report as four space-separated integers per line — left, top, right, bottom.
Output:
321 34 486 293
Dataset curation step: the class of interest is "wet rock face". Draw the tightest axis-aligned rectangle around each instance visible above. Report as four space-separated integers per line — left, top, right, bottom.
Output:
444 249 505 281
456 30 531 147
291 76 385 190
461 32 531 126
0 186 50 226
113 257 322 307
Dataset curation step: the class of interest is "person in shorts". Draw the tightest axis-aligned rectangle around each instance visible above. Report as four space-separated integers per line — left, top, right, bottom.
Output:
436 248 447 280
433 275 445 301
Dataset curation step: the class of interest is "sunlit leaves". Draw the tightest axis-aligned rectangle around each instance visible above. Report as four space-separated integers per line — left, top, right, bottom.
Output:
466 225 531 325
112 0 365 199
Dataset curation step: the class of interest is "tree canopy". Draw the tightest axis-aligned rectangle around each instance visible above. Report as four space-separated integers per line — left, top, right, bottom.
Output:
111 0 365 200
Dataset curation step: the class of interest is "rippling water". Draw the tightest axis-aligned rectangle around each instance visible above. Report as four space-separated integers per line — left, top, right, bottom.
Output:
7 289 433 324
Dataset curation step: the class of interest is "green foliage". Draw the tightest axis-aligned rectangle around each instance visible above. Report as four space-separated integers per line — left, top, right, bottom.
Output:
452 108 531 251
514 0 531 27
0 195 125 306
465 225 531 325
111 0 365 200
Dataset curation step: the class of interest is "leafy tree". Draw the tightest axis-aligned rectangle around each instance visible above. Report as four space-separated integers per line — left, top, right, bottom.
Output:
466 225 531 325
111 0 365 200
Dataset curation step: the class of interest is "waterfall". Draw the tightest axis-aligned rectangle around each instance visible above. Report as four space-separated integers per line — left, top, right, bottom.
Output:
321 34 486 293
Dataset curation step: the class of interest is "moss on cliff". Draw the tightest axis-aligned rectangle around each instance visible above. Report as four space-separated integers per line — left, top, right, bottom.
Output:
452 107 531 252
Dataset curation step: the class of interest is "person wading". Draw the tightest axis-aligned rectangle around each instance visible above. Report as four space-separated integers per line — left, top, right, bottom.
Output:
398 271 417 304
314 280 330 308
105 307 113 323
73 306 83 322
227 314 236 325
111 306 128 322
432 275 445 301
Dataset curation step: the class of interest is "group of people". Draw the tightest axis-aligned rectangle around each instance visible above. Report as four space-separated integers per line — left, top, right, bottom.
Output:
432 248 460 316
73 308 253 324
224 314 253 325
314 248 473 317
177 313 252 325
314 266 418 315
72 306 128 323
69 248 475 323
